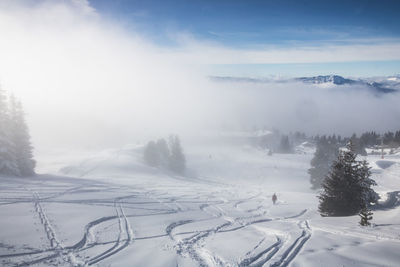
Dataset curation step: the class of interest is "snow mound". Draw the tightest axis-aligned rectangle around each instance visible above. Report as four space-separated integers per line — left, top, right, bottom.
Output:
376 160 397 169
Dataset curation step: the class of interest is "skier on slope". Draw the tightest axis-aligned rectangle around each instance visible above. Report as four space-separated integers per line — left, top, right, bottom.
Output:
272 193 277 205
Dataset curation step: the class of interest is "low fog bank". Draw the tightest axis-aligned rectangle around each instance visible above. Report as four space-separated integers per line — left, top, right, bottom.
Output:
206 81 400 135
0 0 399 163
32 78 400 171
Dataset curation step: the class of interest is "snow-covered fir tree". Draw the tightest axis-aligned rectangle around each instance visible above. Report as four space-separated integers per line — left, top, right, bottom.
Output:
155 138 170 167
0 88 20 176
168 135 186 174
359 207 373 226
277 135 292 153
318 142 378 217
350 133 367 156
143 141 160 167
308 136 339 189
9 96 35 176
0 89 35 177
357 159 377 226
143 135 186 174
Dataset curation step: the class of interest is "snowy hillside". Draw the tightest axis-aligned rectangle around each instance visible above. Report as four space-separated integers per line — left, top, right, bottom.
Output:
0 142 399 266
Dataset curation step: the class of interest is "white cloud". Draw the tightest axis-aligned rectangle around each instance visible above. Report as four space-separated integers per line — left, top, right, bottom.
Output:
0 0 214 148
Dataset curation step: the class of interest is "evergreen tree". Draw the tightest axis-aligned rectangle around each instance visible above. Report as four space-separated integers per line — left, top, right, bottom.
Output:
394 131 400 146
0 88 19 176
9 96 35 176
143 136 186 174
143 141 160 167
357 159 378 225
318 142 378 216
168 135 186 174
350 133 367 156
358 159 379 204
360 131 379 147
383 131 394 146
308 136 339 189
337 135 342 145
359 207 373 226
278 135 292 153
155 138 170 167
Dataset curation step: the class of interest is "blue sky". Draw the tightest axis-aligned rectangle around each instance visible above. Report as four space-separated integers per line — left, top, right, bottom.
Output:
90 0 400 77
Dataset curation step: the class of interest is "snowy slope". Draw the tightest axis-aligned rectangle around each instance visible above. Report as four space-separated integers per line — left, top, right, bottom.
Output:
0 142 399 266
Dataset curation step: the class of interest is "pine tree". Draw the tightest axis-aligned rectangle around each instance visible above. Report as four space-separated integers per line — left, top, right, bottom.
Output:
394 131 400 146
358 160 379 205
143 141 160 167
359 207 373 226
350 133 367 156
278 135 292 153
308 136 339 189
156 138 170 167
318 142 377 216
143 136 186 174
0 88 19 176
357 159 378 225
168 135 186 174
9 96 35 176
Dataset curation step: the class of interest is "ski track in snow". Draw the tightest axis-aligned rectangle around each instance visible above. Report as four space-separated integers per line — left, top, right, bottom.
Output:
269 220 312 267
239 236 282 267
0 180 312 267
86 200 134 266
18 190 78 266
3 170 396 266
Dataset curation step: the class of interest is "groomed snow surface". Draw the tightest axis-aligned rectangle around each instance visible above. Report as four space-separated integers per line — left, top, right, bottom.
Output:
1 141 400 267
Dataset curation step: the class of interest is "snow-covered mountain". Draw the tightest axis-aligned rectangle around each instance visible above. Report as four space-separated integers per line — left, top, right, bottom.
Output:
297 75 399 94
211 74 400 94
295 75 355 85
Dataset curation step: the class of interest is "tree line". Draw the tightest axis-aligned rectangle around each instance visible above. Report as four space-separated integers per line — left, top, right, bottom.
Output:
0 88 35 177
257 130 400 156
256 130 307 154
314 131 400 151
143 135 186 174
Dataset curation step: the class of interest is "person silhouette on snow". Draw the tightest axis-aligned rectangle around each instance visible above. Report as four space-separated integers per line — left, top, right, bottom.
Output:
272 193 277 205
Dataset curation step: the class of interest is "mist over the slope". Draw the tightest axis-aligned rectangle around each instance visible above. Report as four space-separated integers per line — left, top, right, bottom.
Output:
0 0 399 157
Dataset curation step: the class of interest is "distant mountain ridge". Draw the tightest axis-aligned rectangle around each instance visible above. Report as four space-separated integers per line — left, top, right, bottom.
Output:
295 75 355 85
210 74 400 94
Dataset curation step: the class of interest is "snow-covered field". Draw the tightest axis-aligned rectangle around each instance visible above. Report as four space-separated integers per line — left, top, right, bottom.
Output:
1 141 400 266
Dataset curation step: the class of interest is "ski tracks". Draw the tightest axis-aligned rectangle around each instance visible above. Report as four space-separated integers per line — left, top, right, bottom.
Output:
167 195 311 267
239 236 282 267
269 220 312 267
239 219 312 267
86 200 134 266
7 184 312 267
22 193 135 266
175 221 231 267
167 201 232 266
25 191 80 266
33 192 63 251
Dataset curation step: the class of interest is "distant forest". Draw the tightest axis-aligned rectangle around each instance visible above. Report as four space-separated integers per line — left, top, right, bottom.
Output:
255 129 400 155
